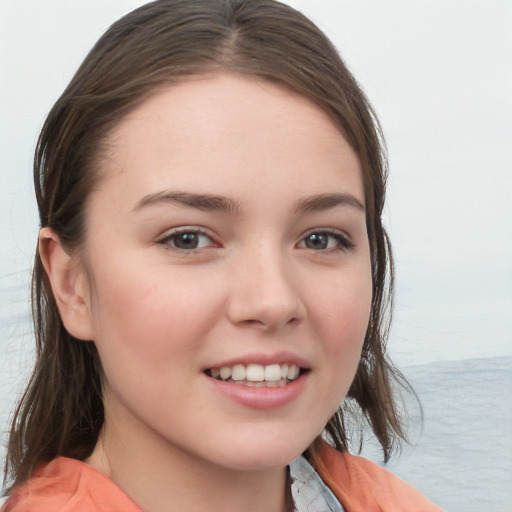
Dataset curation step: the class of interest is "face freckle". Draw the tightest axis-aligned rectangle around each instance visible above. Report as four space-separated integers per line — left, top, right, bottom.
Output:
81 73 372 474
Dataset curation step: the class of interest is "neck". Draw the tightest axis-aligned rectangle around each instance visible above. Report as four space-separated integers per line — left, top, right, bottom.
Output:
87 418 290 512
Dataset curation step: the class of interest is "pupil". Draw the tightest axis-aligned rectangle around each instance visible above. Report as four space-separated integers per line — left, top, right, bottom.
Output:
175 233 198 249
307 233 327 249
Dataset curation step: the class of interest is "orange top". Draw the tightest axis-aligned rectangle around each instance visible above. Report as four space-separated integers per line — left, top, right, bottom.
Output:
2 458 141 512
312 443 443 512
3 448 442 512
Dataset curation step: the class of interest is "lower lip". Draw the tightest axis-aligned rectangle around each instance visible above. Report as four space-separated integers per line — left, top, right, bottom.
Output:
204 373 308 410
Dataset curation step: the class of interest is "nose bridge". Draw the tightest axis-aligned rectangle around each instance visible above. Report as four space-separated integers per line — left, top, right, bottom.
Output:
227 240 304 329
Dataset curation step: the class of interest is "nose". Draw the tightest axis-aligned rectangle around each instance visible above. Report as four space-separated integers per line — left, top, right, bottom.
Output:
226 246 306 331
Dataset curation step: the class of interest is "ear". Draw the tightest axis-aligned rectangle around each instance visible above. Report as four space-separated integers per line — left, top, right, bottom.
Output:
39 227 95 341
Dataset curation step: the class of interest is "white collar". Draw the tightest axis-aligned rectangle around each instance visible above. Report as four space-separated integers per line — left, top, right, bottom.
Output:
289 455 345 512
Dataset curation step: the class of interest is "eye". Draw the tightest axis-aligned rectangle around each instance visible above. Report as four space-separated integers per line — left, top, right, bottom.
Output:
158 228 216 251
298 230 354 251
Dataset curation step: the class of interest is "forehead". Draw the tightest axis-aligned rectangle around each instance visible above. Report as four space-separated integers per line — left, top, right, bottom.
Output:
96 73 363 206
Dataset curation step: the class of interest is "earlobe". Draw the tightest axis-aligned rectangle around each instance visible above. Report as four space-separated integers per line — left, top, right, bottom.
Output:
38 227 95 341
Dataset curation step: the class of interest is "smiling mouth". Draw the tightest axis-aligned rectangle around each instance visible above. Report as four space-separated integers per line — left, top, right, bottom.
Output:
205 363 308 387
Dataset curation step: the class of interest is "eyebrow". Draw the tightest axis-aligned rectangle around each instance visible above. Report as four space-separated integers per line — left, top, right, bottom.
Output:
294 193 365 213
133 190 364 215
134 190 243 215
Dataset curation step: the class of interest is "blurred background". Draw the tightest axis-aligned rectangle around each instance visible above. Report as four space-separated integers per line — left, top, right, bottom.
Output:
1 1 511 510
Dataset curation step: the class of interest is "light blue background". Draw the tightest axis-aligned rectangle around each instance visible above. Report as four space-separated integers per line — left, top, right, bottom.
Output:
1 2 511 510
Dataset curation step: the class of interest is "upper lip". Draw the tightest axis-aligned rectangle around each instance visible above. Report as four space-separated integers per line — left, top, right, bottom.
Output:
203 351 311 370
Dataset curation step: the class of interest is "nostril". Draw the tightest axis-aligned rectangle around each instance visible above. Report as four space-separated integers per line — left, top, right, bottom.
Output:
237 316 300 330
244 319 265 326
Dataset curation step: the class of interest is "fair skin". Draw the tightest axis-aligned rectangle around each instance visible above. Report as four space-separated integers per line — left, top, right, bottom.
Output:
40 74 372 512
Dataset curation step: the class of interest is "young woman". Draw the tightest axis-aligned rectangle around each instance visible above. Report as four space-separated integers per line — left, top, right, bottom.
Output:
2 1 442 510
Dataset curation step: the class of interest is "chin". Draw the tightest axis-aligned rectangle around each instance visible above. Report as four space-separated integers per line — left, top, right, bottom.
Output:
213 435 313 472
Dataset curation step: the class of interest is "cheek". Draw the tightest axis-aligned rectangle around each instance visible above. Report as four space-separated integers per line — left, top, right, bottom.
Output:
84 263 222 410
85 258 224 362
315 266 372 338
309 266 372 382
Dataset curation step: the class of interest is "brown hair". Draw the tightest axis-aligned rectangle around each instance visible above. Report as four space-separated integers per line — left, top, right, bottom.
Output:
4 0 411 493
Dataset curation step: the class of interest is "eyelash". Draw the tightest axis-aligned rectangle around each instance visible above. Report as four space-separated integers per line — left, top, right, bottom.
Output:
156 227 355 253
157 228 217 252
297 228 355 252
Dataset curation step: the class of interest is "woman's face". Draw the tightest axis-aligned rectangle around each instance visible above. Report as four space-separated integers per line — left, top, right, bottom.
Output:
79 74 372 472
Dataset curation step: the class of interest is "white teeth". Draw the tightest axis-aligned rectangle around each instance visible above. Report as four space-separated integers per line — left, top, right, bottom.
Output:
287 364 299 380
246 364 265 382
220 367 231 380
244 380 267 387
231 364 246 381
265 364 282 381
210 363 303 383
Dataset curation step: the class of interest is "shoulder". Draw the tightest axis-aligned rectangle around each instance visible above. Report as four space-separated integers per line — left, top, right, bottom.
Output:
312 443 444 512
2 457 141 512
